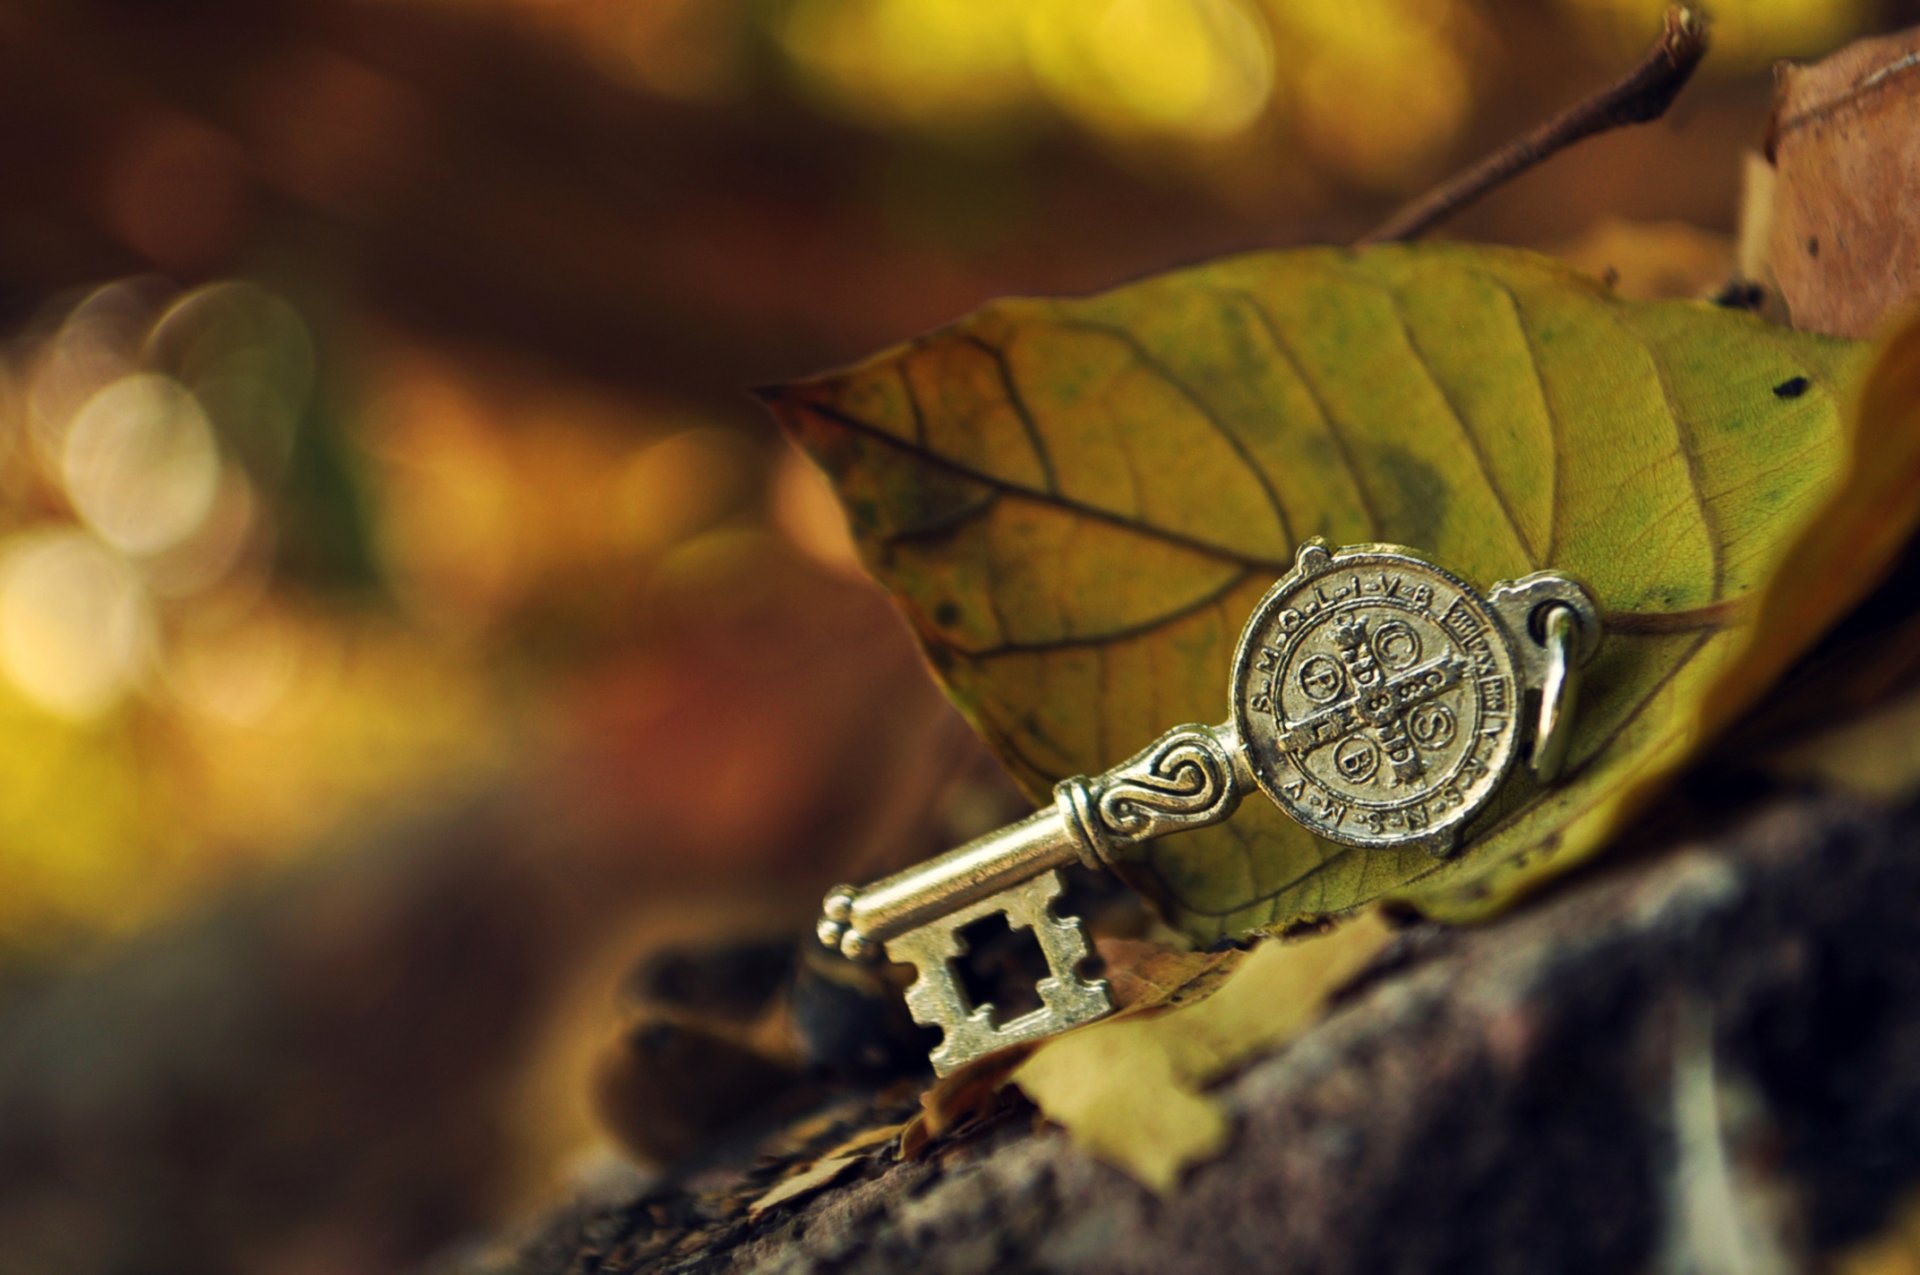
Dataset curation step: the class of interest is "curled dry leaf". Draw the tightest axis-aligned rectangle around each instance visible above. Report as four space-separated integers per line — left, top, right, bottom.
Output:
591 1008 803 1165
1768 26 1920 338
766 244 1913 942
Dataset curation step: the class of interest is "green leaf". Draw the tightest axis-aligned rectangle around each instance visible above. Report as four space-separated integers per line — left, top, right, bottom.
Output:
766 243 1884 941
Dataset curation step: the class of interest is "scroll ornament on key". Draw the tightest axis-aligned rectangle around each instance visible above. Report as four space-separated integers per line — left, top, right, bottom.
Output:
1058 723 1252 870
818 539 1601 1074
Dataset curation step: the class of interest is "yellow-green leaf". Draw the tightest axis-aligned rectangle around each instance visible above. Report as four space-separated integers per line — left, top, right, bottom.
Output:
767 243 1889 941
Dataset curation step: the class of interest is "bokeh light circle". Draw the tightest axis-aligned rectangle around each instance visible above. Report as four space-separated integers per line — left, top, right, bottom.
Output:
62 373 222 557
0 528 152 719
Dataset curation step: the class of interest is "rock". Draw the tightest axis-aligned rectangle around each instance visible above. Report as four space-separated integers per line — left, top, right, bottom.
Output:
475 790 1920 1273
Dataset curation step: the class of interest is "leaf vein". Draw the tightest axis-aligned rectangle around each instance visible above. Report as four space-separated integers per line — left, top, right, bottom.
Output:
958 333 1060 495
1360 268 1540 565
1209 286 1383 538
899 359 929 448
1479 277 1562 563
1623 321 1726 600
957 568 1253 659
1049 316 1295 546
881 492 1001 547
791 397 1291 571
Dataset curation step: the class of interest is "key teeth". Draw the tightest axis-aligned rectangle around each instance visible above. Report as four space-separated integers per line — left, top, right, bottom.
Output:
1039 907 1091 957
900 964 948 1028
926 1007 1001 1075
903 964 1000 1077
1036 890 1101 980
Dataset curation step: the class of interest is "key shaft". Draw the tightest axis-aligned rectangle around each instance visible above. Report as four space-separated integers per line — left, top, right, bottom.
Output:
819 722 1249 960
818 805 1085 959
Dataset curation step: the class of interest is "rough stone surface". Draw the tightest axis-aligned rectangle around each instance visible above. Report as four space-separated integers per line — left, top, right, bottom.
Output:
479 792 1920 1274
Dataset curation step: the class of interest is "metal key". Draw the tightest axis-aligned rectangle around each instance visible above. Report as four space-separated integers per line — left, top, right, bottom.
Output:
816 540 1600 1074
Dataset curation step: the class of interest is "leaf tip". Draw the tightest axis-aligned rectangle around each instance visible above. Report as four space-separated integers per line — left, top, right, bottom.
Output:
749 379 828 439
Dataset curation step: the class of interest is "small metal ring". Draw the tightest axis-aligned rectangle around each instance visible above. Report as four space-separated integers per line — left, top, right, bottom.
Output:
1529 603 1581 783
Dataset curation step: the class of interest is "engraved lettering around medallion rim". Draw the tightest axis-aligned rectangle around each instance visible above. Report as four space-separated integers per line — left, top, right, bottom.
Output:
1230 547 1523 850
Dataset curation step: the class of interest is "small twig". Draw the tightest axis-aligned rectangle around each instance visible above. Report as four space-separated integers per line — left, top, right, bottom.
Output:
1358 6 1709 246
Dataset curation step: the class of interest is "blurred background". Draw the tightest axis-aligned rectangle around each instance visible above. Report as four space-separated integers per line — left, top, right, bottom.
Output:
0 0 1912 1271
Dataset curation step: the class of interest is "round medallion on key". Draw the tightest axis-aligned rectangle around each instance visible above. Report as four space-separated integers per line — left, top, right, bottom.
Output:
1229 543 1524 854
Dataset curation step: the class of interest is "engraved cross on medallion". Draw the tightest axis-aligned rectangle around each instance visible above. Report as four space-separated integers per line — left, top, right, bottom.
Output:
1278 616 1466 787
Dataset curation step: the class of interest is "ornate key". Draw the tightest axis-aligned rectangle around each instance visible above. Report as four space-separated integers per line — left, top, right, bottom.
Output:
817 540 1600 1074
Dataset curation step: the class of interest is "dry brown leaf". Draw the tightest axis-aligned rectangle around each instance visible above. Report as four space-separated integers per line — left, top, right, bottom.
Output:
1768 26 1920 337
746 1122 903 1219
591 1008 802 1166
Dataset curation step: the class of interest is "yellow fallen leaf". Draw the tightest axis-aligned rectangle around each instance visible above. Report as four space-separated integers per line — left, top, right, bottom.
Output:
1715 309 1920 707
1734 315 1920 801
1011 913 1393 1191
1765 673 1920 801
768 243 1905 940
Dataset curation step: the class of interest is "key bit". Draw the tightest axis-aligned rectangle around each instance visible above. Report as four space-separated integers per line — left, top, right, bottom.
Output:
889 870 1108 1075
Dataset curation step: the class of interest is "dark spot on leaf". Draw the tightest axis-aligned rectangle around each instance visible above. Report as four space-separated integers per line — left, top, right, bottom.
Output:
933 600 962 627
1807 236 1820 258
1774 376 1811 400
1368 444 1449 550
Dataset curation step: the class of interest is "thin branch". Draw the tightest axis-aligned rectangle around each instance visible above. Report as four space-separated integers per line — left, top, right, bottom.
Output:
1358 6 1710 246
